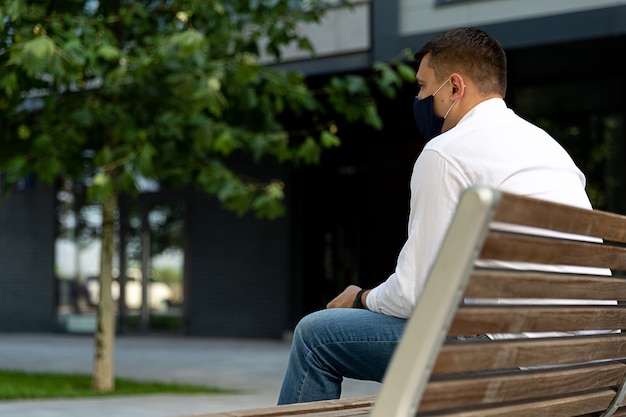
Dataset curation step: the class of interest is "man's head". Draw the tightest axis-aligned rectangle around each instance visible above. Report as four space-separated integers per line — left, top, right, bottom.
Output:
415 27 507 97
413 27 507 137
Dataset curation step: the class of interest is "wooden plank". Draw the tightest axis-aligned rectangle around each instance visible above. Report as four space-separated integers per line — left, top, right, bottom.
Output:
433 334 626 373
464 270 626 300
198 409 370 417
207 409 370 417
417 388 618 417
419 361 626 411
192 396 375 417
495 192 626 243
479 232 626 270
447 305 626 335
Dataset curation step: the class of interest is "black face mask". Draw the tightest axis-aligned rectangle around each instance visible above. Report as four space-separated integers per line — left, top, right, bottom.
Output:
413 95 444 140
413 79 455 140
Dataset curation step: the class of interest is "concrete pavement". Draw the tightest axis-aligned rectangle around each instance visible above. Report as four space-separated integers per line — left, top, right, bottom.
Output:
0 333 381 417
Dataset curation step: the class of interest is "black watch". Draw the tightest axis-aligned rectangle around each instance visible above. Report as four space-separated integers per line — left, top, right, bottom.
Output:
352 288 367 309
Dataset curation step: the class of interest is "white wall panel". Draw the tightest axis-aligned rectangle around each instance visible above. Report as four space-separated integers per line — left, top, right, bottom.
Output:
400 0 626 36
270 2 371 63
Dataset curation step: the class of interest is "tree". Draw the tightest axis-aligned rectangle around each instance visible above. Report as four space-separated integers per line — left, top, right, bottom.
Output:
0 0 414 391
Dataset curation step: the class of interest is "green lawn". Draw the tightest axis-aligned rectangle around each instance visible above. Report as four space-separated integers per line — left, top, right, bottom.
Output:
0 370 234 400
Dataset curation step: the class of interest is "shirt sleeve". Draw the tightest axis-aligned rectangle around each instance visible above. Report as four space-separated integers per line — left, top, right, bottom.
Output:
366 148 470 318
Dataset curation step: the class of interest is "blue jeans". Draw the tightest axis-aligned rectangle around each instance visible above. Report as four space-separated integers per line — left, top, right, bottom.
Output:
277 308 407 404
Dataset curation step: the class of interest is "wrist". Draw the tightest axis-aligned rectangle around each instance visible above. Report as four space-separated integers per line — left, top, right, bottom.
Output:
352 288 368 309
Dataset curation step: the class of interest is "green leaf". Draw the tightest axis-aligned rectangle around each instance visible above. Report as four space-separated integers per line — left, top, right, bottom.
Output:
345 75 367 94
97 45 120 61
213 130 236 155
10 36 57 76
364 103 383 130
4 156 28 183
295 137 321 165
265 181 284 200
0 73 18 98
95 146 114 166
320 130 340 148
17 124 31 140
217 181 254 216
34 133 53 149
297 37 315 55
23 36 56 60
64 38 87 66
396 63 416 82
249 181 285 219
373 61 404 99
36 157 62 183
252 194 285 220
136 144 155 176
162 30 207 58
235 58 261 83
192 76 228 116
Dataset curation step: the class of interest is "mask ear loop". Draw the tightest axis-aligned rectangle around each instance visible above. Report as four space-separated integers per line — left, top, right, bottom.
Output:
442 79 465 120
432 79 450 97
443 100 456 119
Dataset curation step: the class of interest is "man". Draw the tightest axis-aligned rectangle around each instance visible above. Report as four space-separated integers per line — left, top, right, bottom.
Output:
277 27 594 405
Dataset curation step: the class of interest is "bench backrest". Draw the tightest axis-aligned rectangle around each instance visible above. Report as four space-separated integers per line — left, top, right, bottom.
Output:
372 186 626 417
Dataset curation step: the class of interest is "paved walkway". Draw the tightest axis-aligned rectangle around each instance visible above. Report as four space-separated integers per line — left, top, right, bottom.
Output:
0 333 381 417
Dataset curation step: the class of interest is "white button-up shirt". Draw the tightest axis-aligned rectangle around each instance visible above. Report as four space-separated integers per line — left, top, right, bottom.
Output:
367 98 595 319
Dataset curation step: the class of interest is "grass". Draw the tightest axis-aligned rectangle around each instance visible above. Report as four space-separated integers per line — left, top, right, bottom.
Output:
0 370 234 400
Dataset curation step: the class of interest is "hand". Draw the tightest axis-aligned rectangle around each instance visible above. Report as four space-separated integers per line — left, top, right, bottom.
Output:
326 285 367 309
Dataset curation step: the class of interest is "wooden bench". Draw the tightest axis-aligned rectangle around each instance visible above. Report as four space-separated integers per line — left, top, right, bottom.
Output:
192 186 626 417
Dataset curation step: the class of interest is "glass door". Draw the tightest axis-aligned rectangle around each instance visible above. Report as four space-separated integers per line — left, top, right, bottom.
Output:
118 194 186 333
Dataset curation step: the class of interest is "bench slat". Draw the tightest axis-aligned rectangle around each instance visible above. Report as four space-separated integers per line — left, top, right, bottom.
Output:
420 361 626 411
418 389 619 417
464 270 626 300
494 192 626 243
448 305 626 335
180 393 626 417
193 396 375 417
433 335 626 373
480 232 626 270
201 410 370 417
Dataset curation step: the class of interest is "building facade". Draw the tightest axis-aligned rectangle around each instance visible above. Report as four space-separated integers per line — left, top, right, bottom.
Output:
1 0 625 338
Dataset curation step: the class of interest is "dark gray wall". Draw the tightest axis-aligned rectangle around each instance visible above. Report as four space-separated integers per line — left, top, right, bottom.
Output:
186 190 292 339
0 181 56 332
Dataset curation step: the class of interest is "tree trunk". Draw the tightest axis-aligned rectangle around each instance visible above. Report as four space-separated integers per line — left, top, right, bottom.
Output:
92 190 117 392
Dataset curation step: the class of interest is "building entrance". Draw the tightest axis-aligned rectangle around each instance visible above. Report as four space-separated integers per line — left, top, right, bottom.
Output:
55 184 188 334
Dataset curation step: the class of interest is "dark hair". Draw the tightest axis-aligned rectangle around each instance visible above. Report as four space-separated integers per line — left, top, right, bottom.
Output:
415 27 507 97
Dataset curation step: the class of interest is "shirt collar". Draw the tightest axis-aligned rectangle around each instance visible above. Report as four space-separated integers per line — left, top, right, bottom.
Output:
457 98 506 126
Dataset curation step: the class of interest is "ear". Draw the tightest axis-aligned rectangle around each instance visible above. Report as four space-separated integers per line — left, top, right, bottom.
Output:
449 73 465 99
